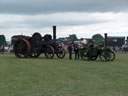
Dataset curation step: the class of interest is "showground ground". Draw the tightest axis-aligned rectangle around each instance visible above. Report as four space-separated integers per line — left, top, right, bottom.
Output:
0 53 128 96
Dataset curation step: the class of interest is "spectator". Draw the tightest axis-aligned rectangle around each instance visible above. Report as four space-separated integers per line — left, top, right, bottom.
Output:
74 44 79 60
67 44 73 60
122 44 128 53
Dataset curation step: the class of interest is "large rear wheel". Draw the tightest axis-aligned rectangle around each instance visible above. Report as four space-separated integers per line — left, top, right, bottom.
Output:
13 39 31 58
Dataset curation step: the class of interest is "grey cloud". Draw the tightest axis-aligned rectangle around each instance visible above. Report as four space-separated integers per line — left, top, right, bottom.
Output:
0 13 107 29
0 0 128 14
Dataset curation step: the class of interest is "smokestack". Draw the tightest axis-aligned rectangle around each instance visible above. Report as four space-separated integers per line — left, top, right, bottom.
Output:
104 33 107 47
53 26 56 40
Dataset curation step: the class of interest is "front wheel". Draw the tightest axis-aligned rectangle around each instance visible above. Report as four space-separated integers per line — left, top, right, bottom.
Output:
45 46 54 59
99 50 110 62
107 50 115 61
56 47 66 59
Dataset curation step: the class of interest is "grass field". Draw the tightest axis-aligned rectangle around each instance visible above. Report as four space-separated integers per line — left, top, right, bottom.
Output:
0 53 128 96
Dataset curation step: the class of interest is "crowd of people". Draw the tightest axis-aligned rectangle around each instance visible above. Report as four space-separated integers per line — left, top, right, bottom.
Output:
67 41 128 60
66 39 88 60
66 38 103 60
108 44 128 53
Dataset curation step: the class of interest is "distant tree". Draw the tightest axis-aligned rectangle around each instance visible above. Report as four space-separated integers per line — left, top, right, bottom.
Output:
57 37 66 43
69 34 78 41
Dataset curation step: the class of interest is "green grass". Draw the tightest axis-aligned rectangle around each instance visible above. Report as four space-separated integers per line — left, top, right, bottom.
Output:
0 53 128 96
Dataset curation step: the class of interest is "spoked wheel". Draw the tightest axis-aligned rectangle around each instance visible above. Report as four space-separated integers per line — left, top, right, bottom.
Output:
45 46 54 59
99 50 110 62
107 50 115 61
56 47 66 59
80 48 89 60
13 39 31 58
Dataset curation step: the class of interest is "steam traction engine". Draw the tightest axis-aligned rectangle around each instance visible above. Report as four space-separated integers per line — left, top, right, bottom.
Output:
12 26 66 59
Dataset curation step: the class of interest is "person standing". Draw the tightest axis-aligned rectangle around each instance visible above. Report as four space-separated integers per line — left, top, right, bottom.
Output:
67 44 73 60
74 45 79 60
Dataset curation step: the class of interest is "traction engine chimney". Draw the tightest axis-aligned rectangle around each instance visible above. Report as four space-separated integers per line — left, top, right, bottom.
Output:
53 26 56 40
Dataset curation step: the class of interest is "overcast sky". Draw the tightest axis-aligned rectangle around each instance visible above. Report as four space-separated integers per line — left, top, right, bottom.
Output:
0 0 128 40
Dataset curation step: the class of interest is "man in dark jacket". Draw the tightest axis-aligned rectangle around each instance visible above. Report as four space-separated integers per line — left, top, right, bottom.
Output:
67 44 73 60
74 45 79 60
